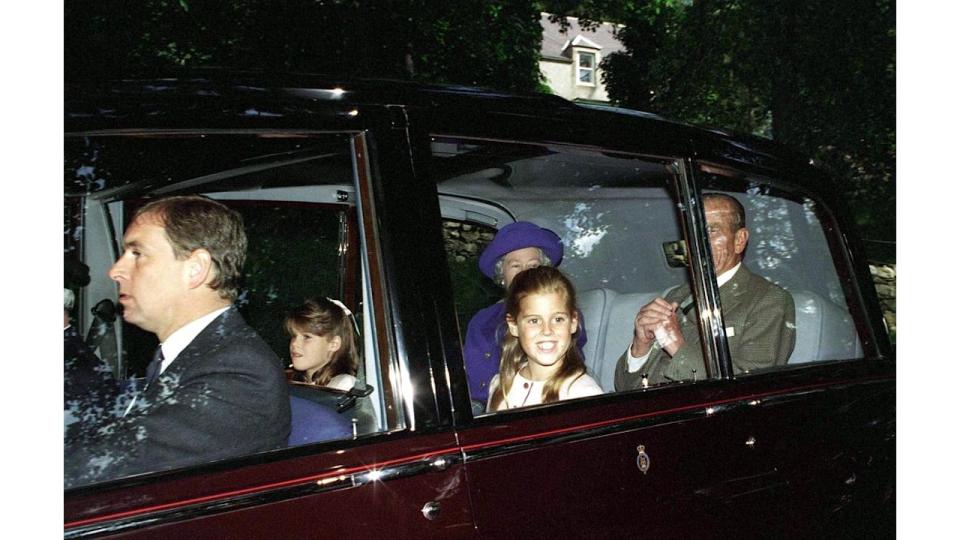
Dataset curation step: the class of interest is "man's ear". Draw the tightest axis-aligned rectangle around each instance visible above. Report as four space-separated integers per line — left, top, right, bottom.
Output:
734 227 749 255
185 249 214 289
507 315 518 337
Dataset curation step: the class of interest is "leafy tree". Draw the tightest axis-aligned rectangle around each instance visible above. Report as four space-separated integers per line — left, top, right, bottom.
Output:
65 0 894 257
65 0 544 93
594 0 895 258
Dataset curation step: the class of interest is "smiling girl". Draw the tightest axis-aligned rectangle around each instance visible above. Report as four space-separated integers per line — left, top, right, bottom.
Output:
487 266 602 411
285 297 359 391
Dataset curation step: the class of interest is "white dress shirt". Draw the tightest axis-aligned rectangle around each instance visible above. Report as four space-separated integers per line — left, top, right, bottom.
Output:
157 306 231 374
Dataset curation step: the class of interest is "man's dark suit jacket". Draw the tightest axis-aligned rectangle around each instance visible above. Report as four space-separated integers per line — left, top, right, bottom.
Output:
65 307 291 487
64 325 119 443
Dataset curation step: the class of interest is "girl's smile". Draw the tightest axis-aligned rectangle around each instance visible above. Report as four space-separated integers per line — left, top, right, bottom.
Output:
509 291 578 381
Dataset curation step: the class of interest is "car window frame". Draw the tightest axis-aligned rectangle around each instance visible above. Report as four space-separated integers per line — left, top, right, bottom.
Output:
421 131 889 422
692 159 890 374
420 132 752 421
63 128 419 494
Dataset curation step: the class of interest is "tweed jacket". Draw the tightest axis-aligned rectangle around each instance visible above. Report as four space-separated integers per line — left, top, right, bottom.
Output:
614 265 795 390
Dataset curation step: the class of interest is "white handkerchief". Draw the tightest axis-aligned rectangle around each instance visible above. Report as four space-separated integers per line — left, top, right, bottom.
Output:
725 327 736 337
654 325 675 348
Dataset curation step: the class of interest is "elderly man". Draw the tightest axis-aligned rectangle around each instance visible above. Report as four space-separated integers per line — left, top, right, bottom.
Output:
464 221 587 408
613 193 795 390
66 196 290 486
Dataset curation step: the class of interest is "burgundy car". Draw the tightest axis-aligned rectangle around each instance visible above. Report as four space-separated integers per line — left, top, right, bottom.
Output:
64 72 894 538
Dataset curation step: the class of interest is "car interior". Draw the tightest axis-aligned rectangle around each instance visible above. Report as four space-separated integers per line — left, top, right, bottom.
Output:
432 137 864 396
66 133 389 452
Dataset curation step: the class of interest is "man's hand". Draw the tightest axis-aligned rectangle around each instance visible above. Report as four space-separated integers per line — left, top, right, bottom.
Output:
631 297 683 357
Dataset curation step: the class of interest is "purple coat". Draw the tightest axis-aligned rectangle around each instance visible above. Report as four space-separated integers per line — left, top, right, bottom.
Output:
464 301 588 405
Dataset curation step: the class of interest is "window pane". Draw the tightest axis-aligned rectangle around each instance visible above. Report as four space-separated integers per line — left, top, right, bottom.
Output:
443 219 499 334
696 166 865 374
64 133 395 488
578 53 595 84
234 203 343 355
432 137 707 416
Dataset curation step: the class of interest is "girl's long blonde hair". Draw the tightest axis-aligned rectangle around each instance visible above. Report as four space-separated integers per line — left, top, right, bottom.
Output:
489 266 585 411
284 297 359 387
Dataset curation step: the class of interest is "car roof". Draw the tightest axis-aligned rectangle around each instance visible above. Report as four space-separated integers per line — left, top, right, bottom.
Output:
64 70 829 191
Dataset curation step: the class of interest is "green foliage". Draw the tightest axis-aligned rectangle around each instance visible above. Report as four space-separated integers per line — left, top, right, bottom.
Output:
597 0 895 257
236 205 342 358
65 0 894 257
65 0 544 93
447 256 501 334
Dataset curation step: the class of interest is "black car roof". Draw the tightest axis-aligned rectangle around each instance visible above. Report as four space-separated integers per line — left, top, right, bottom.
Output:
65 70 823 185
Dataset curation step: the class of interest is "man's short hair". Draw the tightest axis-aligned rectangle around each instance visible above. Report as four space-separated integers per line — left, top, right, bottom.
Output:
703 192 746 230
134 195 247 301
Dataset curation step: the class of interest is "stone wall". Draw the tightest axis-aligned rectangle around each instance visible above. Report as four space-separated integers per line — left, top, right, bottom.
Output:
443 221 495 262
870 263 896 339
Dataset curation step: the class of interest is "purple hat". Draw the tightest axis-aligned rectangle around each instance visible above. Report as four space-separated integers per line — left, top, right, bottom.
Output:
478 221 564 280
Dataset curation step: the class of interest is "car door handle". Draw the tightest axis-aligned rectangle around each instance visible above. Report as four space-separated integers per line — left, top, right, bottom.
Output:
421 501 441 521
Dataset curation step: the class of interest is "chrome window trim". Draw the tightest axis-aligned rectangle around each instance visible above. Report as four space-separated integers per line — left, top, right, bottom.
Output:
351 132 407 430
462 377 890 463
676 157 732 379
65 452 464 539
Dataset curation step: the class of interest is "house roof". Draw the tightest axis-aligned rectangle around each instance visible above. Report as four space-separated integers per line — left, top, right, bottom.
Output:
539 12 625 62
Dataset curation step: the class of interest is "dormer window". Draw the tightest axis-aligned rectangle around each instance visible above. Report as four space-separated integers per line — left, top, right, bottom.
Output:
577 51 596 85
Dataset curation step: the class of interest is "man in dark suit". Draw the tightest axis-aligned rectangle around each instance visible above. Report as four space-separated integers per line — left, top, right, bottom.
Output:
66 196 290 486
614 193 795 390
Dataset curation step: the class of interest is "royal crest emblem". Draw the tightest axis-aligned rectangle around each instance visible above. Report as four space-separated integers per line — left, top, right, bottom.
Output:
636 445 650 474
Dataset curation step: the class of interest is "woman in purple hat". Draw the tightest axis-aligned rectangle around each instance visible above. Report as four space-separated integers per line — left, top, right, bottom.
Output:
464 221 587 412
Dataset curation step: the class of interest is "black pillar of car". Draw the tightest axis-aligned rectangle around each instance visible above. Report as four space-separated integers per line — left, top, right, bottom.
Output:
355 105 456 432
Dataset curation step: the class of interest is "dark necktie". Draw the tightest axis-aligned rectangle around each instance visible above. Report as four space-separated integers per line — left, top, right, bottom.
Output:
144 346 164 388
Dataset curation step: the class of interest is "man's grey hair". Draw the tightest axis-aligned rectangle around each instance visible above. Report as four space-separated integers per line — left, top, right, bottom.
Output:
703 192 746 230
493 248 553 288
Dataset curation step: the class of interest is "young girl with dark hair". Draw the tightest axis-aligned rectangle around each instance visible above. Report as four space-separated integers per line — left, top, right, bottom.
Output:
487 266 602 411
285 297 359 391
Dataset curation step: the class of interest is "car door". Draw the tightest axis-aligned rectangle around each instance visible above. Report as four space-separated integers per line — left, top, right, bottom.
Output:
421 135 782 538
678 162 896 537
63 119 475 538
423 133 894 538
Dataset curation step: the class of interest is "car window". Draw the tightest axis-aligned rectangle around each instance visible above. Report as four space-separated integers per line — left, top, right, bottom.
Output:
431 136 719 415
64 133 401 488
442 217 499 338
695 164 866 371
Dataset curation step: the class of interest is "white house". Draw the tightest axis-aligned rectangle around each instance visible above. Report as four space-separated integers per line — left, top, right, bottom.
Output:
539 13 625 103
